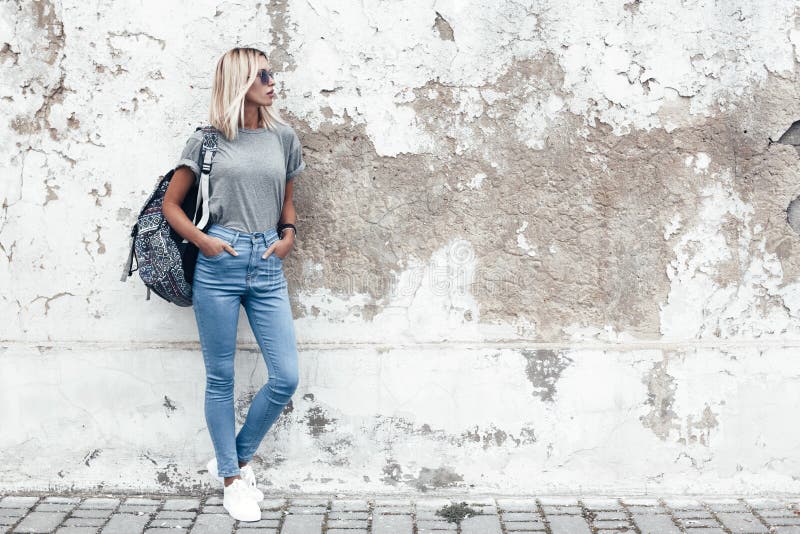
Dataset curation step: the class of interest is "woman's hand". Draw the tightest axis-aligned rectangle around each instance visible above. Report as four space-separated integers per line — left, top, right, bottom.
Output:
263 235 294 260
199 236 238 257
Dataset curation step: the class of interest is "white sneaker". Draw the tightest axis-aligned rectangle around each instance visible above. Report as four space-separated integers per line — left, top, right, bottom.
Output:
206 457 263 502
222 478 261 521
240 464 265 502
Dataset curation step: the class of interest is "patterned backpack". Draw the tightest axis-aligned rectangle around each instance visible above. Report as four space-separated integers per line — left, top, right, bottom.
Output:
120 125 219 306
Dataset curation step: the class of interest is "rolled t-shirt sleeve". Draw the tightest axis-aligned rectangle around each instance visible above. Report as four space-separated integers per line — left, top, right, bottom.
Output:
176 131 203 181
286 129 306 181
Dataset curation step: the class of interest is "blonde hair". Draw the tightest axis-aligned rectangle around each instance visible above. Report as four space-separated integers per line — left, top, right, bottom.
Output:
209 47 286 140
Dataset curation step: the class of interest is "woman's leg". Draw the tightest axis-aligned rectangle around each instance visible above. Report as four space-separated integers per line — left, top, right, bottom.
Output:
193 260 244 479
236 253 299 464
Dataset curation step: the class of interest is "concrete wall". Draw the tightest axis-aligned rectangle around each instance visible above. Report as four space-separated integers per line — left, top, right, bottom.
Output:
3 0 800 495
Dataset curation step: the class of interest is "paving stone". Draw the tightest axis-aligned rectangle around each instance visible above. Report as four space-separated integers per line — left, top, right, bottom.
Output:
54 528 98 534
204 497 222 505
329 499 369 511
154 510 196 519
199 505 225 514
663 497 704 508
124 498 161 506
373 506 413 515
469 505 497 515
69 508 112 518
62 517 106 527
703 498 743 504
31 502 76 513
538 496 580 506
326 530 367 534
759 508 799 517
371 514 412 534
284 506 326 516
148 517 192 528
279 513 324 534
372 498 412 507
254 511 281 520
592 519 632 529
79 498 119 509
672 509 715 519
162 499 200 511
257 499 285 510
773 527 800 534
415 498 457 509
101 512 151 533
43 498 80 505
629 513 682 534
117 504 158 513
0 517 19 526
581 497 623 510
626 504 669 514
714 511 769 532
416 519 457 531
589 510 627 520
504 521 547 531
287 498 327 507
326 519 368 529
0 509 28 519
144 529 187 534
495 498 538 512
327 510 369 520
677 517 722 528
11 511 67 532
0 498 38 509
460 513 502 534
680 529 726 534
620 497 661 506
546 514 592 533
465 497 496 506
502 512 542 521
764 517 800 526
188 513 234 533
745 498 788 509
706 501 751 513
236 518 279 528
541 505 583 515
416 509 451 520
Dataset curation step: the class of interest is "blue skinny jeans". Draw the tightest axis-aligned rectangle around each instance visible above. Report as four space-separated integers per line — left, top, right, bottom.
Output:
192 223 299 478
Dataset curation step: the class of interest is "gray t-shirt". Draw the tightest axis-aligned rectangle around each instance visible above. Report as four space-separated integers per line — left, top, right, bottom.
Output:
175 122 306 234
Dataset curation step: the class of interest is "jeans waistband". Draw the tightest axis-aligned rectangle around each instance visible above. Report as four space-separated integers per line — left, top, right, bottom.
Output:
207 223 279 248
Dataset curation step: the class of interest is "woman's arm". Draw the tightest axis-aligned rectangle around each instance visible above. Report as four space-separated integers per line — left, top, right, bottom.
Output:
279 179 297 239
163 166 212 248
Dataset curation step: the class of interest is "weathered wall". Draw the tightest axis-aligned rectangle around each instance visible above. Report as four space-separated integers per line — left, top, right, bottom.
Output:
3 0 800 494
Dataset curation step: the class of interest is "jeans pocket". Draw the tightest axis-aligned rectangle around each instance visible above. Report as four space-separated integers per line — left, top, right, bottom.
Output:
200 238 231 261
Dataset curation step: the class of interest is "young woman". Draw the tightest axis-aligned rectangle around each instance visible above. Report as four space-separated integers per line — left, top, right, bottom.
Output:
162 47 306 522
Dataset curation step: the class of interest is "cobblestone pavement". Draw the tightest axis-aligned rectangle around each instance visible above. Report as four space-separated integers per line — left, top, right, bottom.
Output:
2 492 800 533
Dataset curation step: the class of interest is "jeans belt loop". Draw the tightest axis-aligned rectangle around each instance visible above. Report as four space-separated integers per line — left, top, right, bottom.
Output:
231 230 240 247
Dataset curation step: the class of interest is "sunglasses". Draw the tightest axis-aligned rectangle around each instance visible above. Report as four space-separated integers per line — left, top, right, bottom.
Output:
256 69 275 85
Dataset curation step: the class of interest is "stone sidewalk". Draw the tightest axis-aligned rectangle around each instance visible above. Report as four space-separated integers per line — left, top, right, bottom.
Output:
2 492 800 533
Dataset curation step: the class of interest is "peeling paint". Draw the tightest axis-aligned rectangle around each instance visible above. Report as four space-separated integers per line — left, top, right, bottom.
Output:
521 349 572 402
640 356 680 441
305 405 337 437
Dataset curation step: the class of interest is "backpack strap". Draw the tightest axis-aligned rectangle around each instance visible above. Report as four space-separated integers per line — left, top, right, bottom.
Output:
120 222 138 281
181 126 219 243
195 126 219 229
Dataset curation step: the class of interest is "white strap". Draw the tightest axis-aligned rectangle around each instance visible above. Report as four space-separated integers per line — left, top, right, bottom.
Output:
181 134 216 243
196 148 213 229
